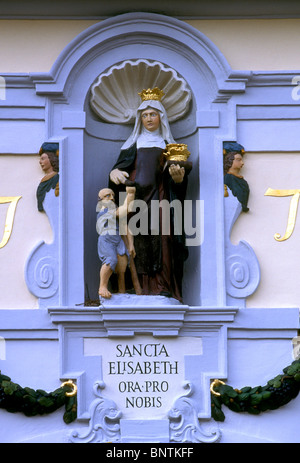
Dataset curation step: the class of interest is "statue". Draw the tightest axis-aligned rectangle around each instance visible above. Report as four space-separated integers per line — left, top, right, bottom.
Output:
108 87 191 302
36 142 59 212
96 186 141 299
223 141 249 212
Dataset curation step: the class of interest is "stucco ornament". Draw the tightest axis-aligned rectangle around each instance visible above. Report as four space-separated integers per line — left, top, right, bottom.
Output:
168 382 221 443
69 381 122 443
90 59 192 124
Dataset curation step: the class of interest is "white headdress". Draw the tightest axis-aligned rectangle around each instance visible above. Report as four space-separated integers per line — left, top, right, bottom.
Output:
121 88 175 150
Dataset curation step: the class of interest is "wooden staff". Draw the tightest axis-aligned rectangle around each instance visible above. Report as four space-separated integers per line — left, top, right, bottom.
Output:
123 234 142 295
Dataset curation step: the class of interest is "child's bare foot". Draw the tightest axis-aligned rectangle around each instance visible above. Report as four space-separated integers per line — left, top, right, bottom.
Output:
99 287 112 299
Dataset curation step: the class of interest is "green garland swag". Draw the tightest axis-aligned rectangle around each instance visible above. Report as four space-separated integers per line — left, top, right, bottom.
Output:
211 359 300 422
1 359 300 424
0 372 77 424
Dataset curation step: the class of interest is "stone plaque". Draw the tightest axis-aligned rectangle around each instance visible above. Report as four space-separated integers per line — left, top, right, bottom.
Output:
84 335 202 419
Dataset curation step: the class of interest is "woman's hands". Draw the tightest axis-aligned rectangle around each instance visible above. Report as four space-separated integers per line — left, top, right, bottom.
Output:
169 164 185 183
109 168 129 185
110 164 185 185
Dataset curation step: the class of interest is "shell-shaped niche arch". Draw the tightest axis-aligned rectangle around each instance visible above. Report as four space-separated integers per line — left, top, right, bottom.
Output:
89 59 192 124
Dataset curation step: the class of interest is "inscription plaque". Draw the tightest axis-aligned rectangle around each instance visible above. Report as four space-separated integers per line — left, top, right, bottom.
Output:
84 335 202 419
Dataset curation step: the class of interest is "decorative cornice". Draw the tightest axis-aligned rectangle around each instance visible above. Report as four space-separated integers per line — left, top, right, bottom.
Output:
24 13 236 97
0 74 35 89
48 305 241 338
248 71 300 87
0 71 296 91
100 305 189 337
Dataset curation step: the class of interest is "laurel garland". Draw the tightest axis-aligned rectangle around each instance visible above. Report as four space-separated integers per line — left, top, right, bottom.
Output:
1 360 300 424
211 359 300 422
0 372 77 424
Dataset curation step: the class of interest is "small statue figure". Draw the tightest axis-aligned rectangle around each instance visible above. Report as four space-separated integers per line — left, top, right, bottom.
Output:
108 87 191 302
223 141 249 212
96 186 141 299
36 142 59 212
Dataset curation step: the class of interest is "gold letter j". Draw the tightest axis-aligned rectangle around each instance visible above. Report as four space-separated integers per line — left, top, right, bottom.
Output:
0 196 22 248
264 188 300 241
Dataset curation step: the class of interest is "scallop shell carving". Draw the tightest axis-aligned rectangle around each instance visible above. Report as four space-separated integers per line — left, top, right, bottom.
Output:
90 59 192 124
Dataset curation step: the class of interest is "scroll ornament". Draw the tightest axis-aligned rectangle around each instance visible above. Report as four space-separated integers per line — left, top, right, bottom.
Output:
69 381 122 443
168 381 221 443
25 189 59 307
224 189 260 303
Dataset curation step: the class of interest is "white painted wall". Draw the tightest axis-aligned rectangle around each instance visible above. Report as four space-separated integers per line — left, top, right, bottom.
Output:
230 153 300 309
0 155 53 308
1 19 300 72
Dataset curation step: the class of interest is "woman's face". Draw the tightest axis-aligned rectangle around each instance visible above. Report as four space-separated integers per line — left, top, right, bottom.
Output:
141 109 160 132
231 153 244 171
39 153 53 173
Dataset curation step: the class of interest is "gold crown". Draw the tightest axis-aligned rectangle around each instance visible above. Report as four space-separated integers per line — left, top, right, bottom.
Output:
164 143 191 162
138 87 165 102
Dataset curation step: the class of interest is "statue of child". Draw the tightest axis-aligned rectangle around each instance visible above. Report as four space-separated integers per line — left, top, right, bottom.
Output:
96 186 140 298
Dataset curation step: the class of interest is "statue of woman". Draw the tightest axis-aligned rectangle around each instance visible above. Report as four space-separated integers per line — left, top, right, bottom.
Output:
108 88 189 302
223 141 249 212
36 142 59 212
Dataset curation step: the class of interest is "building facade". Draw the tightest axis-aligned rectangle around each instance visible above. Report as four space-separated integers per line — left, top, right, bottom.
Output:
0 2 300 443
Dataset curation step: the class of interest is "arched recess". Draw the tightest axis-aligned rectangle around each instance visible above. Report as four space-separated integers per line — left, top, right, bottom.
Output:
30 12 251 308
